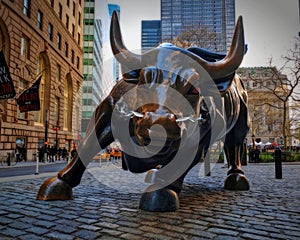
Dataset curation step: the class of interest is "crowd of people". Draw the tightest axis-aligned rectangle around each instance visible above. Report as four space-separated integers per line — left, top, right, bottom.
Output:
37 145 69 162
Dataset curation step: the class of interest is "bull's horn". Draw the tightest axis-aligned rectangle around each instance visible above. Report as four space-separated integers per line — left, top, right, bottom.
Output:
195 16 245 79
110 11 141 70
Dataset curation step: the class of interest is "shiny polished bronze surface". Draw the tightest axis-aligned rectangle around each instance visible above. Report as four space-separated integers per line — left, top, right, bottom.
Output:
37 11 250 212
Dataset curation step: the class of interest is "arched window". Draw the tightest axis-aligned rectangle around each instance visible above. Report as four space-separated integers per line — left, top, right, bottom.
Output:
63 78 69 129
34 55 45 124
63 75 73 130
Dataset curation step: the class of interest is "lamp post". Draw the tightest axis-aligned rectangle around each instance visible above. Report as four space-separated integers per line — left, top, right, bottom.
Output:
44 109 49 163
54 125 59 149
252 134 256 149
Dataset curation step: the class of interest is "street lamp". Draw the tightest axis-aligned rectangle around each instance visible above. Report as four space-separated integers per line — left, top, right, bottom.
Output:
252 134 256 149
54 125 59 149
44 109 49 163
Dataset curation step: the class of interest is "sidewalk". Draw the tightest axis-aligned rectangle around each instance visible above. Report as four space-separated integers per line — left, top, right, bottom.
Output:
0 163 299 239
0 159 68 169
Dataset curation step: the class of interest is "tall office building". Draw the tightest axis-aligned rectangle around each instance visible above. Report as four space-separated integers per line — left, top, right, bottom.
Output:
161 0 235 52
141 20 162 52
82 0 104 137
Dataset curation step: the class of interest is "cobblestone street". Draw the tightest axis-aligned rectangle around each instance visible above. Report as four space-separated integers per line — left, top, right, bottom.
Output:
0 162 299 239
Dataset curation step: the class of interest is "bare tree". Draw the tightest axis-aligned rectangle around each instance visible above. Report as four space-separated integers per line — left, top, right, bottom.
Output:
171 25 217 49
249 37 300 148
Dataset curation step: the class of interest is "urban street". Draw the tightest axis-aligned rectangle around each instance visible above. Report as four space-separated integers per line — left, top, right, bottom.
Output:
0 161 299 239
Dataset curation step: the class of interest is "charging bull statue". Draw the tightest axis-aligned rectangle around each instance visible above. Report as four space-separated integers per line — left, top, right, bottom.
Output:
37 12 250 212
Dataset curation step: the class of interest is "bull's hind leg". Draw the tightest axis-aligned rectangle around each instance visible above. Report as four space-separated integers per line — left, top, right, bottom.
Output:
223 143 249 190
37 97 114 200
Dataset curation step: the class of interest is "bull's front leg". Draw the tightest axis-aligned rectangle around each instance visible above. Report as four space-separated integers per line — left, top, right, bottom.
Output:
223 143 249 190
36 97 114 200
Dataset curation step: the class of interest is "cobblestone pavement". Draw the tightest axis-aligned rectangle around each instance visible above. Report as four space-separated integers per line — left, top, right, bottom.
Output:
0 162 299 239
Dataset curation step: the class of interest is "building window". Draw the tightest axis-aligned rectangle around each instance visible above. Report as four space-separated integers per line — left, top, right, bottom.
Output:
54 96 59 125
73 2 76 16
79 0 81 6
66 14 69 29
50 0 54 8
77 33 80 45
72 24 75 37
55 63 61 83
63 77 72 130
58 3 62 19
83 86 92 93
23 0 31 16
67 0 70 7
34 55 45 124
78 12 81 26
37 10 43 30
76 56 80 69
21 35 30 59
65 42 69 57
71 50 74 64
57 33 61 49
48 23 53 41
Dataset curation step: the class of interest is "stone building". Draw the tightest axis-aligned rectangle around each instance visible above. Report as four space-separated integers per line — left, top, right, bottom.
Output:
0 0 83 160
237 67 291 146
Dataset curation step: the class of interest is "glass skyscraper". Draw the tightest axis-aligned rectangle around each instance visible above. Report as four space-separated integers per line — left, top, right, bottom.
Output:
161 0 235 52
82 0 103 137
108 4 121 81
141 20 162 52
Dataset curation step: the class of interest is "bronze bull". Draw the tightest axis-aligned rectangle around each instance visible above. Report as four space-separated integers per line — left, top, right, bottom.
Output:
37 12 250 212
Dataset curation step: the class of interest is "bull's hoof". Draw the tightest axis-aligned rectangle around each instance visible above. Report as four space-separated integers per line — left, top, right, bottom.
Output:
224 173 250 191
139 188 179 212
36 177 73 200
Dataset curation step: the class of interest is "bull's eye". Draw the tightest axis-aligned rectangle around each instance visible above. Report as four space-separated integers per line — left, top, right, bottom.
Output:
187 86 200 95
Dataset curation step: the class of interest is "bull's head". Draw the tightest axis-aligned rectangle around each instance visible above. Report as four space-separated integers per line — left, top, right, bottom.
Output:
108 11 245 174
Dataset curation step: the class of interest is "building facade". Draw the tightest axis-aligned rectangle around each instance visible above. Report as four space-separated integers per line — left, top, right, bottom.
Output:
161 0 235 52
0 0 83 159
141 20 161 52
238 67 291 146
81 0 103 137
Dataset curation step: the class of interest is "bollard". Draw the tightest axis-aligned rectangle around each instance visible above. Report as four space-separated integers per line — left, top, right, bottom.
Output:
204 150 211 176
6 152 11 166
35 151 39 175
274 147 282 179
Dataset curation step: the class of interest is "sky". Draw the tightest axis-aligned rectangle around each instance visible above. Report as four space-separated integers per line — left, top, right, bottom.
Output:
102 0 299 68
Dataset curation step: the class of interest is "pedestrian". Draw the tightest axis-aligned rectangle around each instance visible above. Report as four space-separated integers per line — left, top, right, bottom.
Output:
21 145 27 162
71 147 76 159
50 145 56 162
15 146 21 162
254 147 260 163
62 147 68 161
38 147 44 162
57 147 62 160
47 145 51 162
